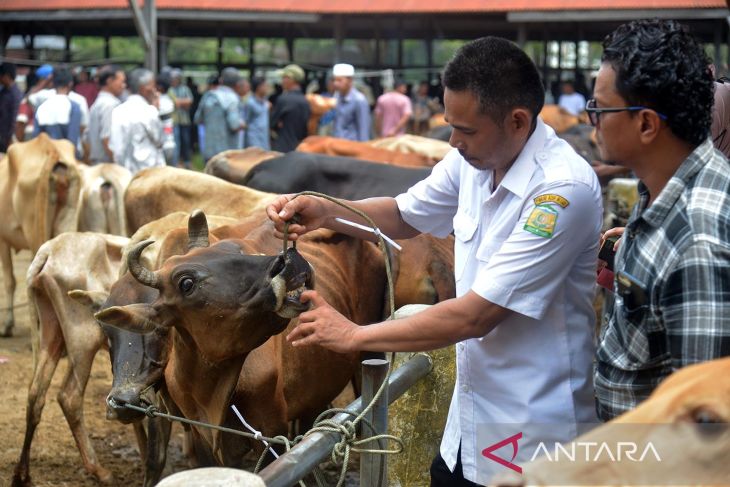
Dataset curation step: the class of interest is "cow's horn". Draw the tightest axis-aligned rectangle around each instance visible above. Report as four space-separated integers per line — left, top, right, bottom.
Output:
187 209 210 250
127 240 161 289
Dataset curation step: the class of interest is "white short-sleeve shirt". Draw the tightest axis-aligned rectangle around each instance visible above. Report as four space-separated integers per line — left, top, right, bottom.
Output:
395 118 602 484
110 94 165 175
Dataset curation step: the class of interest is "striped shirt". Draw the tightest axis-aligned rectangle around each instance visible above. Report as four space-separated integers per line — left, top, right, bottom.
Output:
595 138 730 421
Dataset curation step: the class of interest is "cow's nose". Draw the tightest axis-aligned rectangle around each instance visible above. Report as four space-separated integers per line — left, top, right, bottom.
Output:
105 391 144 423
105 394 123 419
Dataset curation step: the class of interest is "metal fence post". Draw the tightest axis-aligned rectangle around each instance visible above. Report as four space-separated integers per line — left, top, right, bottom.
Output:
258 353 432 487
360 358 390 487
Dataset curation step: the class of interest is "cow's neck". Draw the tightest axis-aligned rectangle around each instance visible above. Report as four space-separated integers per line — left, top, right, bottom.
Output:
166 327 248 458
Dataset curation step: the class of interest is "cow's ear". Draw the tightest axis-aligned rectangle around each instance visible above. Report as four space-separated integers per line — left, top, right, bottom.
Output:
95 304 162 334
68 290 109 312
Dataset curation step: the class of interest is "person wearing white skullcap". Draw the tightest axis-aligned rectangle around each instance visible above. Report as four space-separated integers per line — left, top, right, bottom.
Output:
332 63 371 141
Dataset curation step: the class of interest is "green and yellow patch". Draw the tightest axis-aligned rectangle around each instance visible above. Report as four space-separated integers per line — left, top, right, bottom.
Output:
524 204 559 238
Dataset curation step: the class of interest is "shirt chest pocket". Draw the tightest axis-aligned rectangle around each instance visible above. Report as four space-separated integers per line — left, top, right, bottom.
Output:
453 211 478 282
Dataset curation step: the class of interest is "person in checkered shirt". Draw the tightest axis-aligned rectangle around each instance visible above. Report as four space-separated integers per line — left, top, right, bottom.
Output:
589 19 730 421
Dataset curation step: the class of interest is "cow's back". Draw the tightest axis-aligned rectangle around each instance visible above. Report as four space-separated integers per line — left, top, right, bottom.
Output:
78 163 132 236
243 152 432 200
124 166 273 233
204 148 282 185
297 136 431 167
6 135 83 252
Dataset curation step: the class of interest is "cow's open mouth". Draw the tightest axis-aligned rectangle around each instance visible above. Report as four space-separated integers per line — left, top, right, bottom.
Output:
271 248 315 319
283 270 313 310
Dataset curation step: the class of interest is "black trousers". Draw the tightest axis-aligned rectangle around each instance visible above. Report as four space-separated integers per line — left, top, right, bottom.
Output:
430 445 482 487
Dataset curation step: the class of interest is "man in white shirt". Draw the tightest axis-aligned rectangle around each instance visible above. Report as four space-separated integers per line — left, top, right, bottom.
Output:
30 65 90 157
87 65 126 163
33 67 83 153
110 68 165 175
267 37 602 486
557 81 587 116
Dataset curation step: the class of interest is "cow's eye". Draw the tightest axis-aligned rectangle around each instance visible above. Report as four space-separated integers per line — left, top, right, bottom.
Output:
692 408 723 424
179 277 195 295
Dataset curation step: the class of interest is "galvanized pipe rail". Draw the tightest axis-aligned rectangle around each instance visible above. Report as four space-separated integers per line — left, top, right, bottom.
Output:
258 353 433 487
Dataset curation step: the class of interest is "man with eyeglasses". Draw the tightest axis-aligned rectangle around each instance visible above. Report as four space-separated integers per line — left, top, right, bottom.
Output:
591 19 730 421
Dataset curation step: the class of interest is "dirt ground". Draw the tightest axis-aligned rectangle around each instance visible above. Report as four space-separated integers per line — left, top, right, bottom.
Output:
0 250 190 486
0 250 358 487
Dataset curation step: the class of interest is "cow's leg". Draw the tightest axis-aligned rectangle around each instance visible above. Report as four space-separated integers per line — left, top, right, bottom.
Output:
133 421 149 461
143 414 172 487
12 317 64 487
0 240 15 337
57 346 112 483
181 424 196 467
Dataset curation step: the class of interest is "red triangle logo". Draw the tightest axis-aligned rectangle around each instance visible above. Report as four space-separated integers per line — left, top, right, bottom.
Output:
481 432 523 474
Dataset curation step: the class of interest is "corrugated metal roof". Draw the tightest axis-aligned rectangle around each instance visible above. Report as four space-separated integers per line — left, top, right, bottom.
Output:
0 0 725 13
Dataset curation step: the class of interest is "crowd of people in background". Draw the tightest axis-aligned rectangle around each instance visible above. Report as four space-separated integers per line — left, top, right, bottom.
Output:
0 60 453 170
1 52 728 175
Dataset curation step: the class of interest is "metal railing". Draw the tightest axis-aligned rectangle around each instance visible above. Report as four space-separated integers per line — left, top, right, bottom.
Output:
258 353 433 487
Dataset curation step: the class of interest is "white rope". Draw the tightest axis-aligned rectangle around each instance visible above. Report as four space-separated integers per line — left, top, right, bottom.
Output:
334 217 402 251
231 405 280 459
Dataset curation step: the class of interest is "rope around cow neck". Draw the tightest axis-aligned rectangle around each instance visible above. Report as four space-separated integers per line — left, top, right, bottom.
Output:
122 191 405 487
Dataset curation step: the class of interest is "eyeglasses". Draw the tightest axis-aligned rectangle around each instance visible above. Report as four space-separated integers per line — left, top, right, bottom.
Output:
585 98 668 127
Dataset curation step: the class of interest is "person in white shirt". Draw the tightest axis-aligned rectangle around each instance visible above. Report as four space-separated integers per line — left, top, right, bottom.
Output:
87 65 126 163
267 37 602 486
30 66 90 157
109 68 165 175
33 67 83 154
557 81 587 116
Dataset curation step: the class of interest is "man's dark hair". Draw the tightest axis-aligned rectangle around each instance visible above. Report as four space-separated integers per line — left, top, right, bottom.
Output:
251 76 266 93
443 37 544 124
52 67 73 88
156 70 172 92
601 19 713 146
0 62 17 79
98 65 123 87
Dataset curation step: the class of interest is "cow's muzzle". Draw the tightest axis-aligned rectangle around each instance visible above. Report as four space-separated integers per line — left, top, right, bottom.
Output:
105 388 153 423
271 247 315 319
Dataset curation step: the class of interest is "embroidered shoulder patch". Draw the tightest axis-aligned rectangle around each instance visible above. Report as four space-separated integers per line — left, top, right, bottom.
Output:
533 194 569 208
524 205 558 238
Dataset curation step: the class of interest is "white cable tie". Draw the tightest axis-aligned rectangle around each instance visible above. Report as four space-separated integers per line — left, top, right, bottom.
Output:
334 217 402 251
231 405 279 459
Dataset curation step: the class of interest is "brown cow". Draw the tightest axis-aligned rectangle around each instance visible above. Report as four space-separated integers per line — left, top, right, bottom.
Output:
494 357 730 486
305 93 337 135
203 147 282 185
124 166 272 234
297 135 434 167
13 232 128 486
539 104 590 134
96 210 388 464
392 234 455 309
13 213 239 487
81 209 453 477
369 134 452 162
0 135 130 336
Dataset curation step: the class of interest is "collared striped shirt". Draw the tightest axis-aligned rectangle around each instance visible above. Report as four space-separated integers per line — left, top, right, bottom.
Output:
595 138 730 421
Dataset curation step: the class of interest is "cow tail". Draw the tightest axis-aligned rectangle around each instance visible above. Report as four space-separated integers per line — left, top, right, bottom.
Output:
26 244 50 371
35 159 82 251
105 173 129 237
